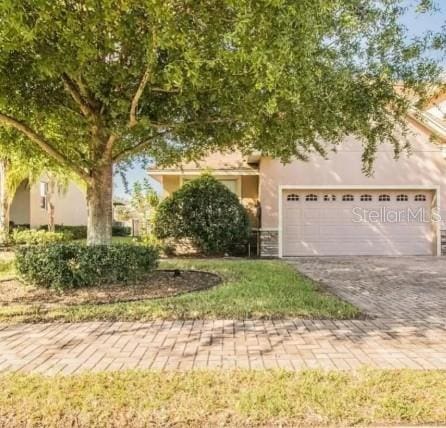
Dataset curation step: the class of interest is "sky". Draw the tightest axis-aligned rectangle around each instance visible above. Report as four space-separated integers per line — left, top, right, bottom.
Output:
113 0 446 199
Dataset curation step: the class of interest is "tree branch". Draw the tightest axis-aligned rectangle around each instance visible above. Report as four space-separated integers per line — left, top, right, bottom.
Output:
149 117 236 129
129 67 151 128
0 112 90 181
113 132 166 163
61 73 98 121
150 87 181 94
103 134 118 161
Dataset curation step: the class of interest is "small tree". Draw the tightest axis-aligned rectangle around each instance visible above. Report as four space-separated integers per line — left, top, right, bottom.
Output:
154 175 250 255
45 173 71 233
114 205 132 224
130 179 159 235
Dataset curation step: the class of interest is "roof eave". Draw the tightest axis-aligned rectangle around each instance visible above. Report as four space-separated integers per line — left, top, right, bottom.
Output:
408 109 446 143
148 169 259 176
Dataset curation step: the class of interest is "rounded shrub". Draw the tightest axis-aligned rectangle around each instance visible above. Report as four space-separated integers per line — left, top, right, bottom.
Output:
15 243 159 290
153 174 251 255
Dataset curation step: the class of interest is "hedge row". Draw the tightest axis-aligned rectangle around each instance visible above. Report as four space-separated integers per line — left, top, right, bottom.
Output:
37 225 131 239
15 243 159 290
12 229 72 245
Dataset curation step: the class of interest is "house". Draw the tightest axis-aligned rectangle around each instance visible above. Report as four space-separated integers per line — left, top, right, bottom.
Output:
10 176 87 228
149 100 446 257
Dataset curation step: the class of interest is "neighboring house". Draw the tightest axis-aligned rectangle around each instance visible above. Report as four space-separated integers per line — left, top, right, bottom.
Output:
149 100 446 257
10 176 87 228
112 197 138 234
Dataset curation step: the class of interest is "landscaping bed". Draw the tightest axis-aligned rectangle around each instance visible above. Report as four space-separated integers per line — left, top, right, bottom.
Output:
0 259 360 323
0 270 221 306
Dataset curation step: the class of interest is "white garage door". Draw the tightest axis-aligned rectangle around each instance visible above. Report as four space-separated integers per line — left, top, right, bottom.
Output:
282 189 436 256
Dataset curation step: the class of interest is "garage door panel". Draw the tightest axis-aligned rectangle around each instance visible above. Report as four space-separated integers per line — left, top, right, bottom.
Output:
282 190 435 256
284 241 433 256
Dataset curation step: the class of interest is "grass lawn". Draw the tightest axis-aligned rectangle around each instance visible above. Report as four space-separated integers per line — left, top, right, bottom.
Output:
0 259 360 323
1 369 445 426
0 259 15 280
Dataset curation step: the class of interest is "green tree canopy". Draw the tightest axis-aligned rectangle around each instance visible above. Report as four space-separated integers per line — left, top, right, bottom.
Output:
0 0 438 243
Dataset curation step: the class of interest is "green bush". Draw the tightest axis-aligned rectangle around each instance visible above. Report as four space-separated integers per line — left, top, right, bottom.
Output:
136 233 177 255
15 243 159 290
39 225 88 240
10 223 30 230
12 229 73 245
153 174 251 255
137 233 162 248
112 225 131 236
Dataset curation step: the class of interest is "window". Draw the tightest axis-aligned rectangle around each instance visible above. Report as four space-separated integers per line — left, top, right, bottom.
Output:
287 194 299 201
378 194 390 202
342 194 354 201
360 194 372 202
39 181 48 209
219 179 238 194
415 194 426 202
305 194 318 201
324 194 336 201
396 194 408 202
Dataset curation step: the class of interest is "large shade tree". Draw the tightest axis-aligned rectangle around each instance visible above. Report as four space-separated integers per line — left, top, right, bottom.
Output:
0 0 438 244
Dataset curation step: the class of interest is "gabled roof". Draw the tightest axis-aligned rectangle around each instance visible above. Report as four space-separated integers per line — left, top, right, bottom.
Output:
409 107 446 143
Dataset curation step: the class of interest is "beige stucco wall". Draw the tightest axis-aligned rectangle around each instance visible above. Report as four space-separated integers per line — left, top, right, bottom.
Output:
10 181 30 225
241 175 259 227
162 176 181 197
259 124 446 229
241 175 258 199
29 179 87 228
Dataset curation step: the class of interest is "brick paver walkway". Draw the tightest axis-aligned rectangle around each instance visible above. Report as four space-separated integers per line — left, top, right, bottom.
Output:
1 319 446 374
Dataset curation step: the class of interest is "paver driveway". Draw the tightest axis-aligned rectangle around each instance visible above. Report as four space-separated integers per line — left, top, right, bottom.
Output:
287 256 446 320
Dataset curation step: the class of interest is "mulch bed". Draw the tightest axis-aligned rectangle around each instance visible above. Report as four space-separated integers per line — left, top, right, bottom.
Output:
0 269 221 307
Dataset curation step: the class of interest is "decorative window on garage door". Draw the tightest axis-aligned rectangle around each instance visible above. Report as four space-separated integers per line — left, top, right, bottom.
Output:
379 194 390 201
414 194 426 202
324 194 336 201
287 194 300 201
305 194 318 201
360 194 372 201
396 194 408 202
342 194 354 201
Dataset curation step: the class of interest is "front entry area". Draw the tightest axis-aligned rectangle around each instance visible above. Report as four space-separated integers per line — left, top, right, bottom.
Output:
281 188 438 256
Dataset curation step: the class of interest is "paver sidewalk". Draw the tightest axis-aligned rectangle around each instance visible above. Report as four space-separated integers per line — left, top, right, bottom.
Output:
1 319 446 374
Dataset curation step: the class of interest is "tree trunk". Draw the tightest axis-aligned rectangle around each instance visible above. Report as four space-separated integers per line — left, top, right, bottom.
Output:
0 159 10 245
47 178 56 232
86 163 113 245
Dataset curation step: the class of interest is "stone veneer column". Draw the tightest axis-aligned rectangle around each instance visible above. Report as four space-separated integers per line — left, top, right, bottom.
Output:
259 230 279 257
